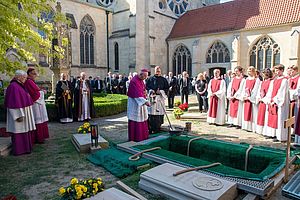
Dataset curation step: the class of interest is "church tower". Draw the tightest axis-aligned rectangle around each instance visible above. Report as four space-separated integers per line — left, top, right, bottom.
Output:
103 0 221 75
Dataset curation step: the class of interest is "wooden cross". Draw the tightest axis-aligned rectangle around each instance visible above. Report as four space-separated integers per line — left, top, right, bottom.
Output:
284 115 295 183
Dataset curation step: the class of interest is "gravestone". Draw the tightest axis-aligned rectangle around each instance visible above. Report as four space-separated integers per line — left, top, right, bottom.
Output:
139 163 237 200
88 187 139 200
72 134 109 153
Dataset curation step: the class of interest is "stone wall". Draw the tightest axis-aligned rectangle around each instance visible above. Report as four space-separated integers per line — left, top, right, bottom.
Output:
61 0 108 79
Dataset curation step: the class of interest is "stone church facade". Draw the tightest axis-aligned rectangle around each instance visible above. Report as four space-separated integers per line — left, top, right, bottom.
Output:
25 0 220 83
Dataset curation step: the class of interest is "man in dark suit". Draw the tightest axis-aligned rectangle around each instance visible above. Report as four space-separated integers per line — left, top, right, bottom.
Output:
167 72 177 108
118 74 126 94
179 71 190 104
94 76 103 93
111 74 119 94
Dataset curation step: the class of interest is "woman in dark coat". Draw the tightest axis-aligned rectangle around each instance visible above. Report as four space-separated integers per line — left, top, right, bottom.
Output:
195 73 208 113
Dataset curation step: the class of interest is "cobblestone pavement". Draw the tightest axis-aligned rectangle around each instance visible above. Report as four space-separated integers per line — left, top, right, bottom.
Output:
0 94 293 199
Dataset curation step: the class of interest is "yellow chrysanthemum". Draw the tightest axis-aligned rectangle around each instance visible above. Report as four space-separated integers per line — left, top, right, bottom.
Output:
97 181 102 185
59 187 66 196
71 178 78 185
93 183 98 188
88 180 93 184
97 178 102 181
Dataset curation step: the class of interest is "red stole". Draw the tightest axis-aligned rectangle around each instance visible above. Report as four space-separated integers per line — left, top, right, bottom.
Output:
229 77 243 118
267 77 285 129
208 79 221 118
257 79 271 126
289 75 299 117
243 79 256 121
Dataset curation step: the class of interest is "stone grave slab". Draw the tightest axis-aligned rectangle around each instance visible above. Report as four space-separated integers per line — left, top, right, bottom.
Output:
181 112 207 120
139 163 237 200
0 138 12 156
72 134 109 153
88 187 139 200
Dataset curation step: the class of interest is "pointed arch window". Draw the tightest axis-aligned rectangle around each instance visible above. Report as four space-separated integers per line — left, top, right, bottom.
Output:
80 15 95 65
114 42 119 71
172 45 192 75
249 36 280 71
206 41 230 64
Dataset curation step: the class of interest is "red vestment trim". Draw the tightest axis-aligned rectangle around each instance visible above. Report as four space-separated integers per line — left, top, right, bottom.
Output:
229 77 243 118
243 79 256 121
257 80 271 126
267 78 285 129
208 79 221 118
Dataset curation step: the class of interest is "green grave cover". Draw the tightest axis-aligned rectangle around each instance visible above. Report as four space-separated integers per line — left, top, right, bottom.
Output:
87 148 151 178
133 136 286 181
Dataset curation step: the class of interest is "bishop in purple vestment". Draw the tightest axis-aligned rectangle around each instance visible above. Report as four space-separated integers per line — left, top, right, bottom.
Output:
127 69 150 142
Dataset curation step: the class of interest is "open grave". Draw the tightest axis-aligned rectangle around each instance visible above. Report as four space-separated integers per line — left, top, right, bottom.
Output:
118 135 291 198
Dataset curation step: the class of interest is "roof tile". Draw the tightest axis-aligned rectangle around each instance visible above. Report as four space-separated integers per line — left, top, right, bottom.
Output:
168 0 300 39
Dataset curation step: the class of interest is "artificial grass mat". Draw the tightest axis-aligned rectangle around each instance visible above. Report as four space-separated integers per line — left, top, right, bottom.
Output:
133 135 287 181
87 147 152 178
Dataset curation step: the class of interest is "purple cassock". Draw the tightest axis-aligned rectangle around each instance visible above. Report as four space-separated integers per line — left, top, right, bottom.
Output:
5 79 35 155
127 75 149 142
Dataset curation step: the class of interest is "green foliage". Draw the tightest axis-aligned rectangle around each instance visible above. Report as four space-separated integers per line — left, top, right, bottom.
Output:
0 0 67 76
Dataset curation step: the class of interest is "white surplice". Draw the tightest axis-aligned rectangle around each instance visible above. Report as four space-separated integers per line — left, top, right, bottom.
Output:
241 78 261 132
127 97 148 122
79 81 91 121
7 106 36 134
263 77 289 141
227 77 245 126
290 77 300 143
148 90 167 116
32 91 48 124
207 79 226 125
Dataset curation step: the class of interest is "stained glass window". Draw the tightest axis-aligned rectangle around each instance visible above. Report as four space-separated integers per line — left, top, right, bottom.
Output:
80 15 95 65
172 45 192 75
114 43 119 71
206 41 230 63
168 0 189 16
249 36 280 70
96 0 114 7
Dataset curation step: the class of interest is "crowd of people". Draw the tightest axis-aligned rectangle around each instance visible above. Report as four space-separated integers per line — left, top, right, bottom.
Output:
5 64 300 155
206 65 300 144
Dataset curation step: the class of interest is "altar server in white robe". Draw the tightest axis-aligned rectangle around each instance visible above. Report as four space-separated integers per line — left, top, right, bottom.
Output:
227 66 245 128
241 66 261 132
263 64 289 142
287 65 300 143
207 69 226 125
256 68 273 135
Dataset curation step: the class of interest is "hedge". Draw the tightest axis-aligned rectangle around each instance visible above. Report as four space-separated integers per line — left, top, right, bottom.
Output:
0 94 128 122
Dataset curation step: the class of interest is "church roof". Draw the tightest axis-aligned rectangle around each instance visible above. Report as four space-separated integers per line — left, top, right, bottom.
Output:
168 0 300 39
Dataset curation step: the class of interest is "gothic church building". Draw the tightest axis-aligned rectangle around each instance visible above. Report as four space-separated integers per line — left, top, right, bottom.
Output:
6 0 300 83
